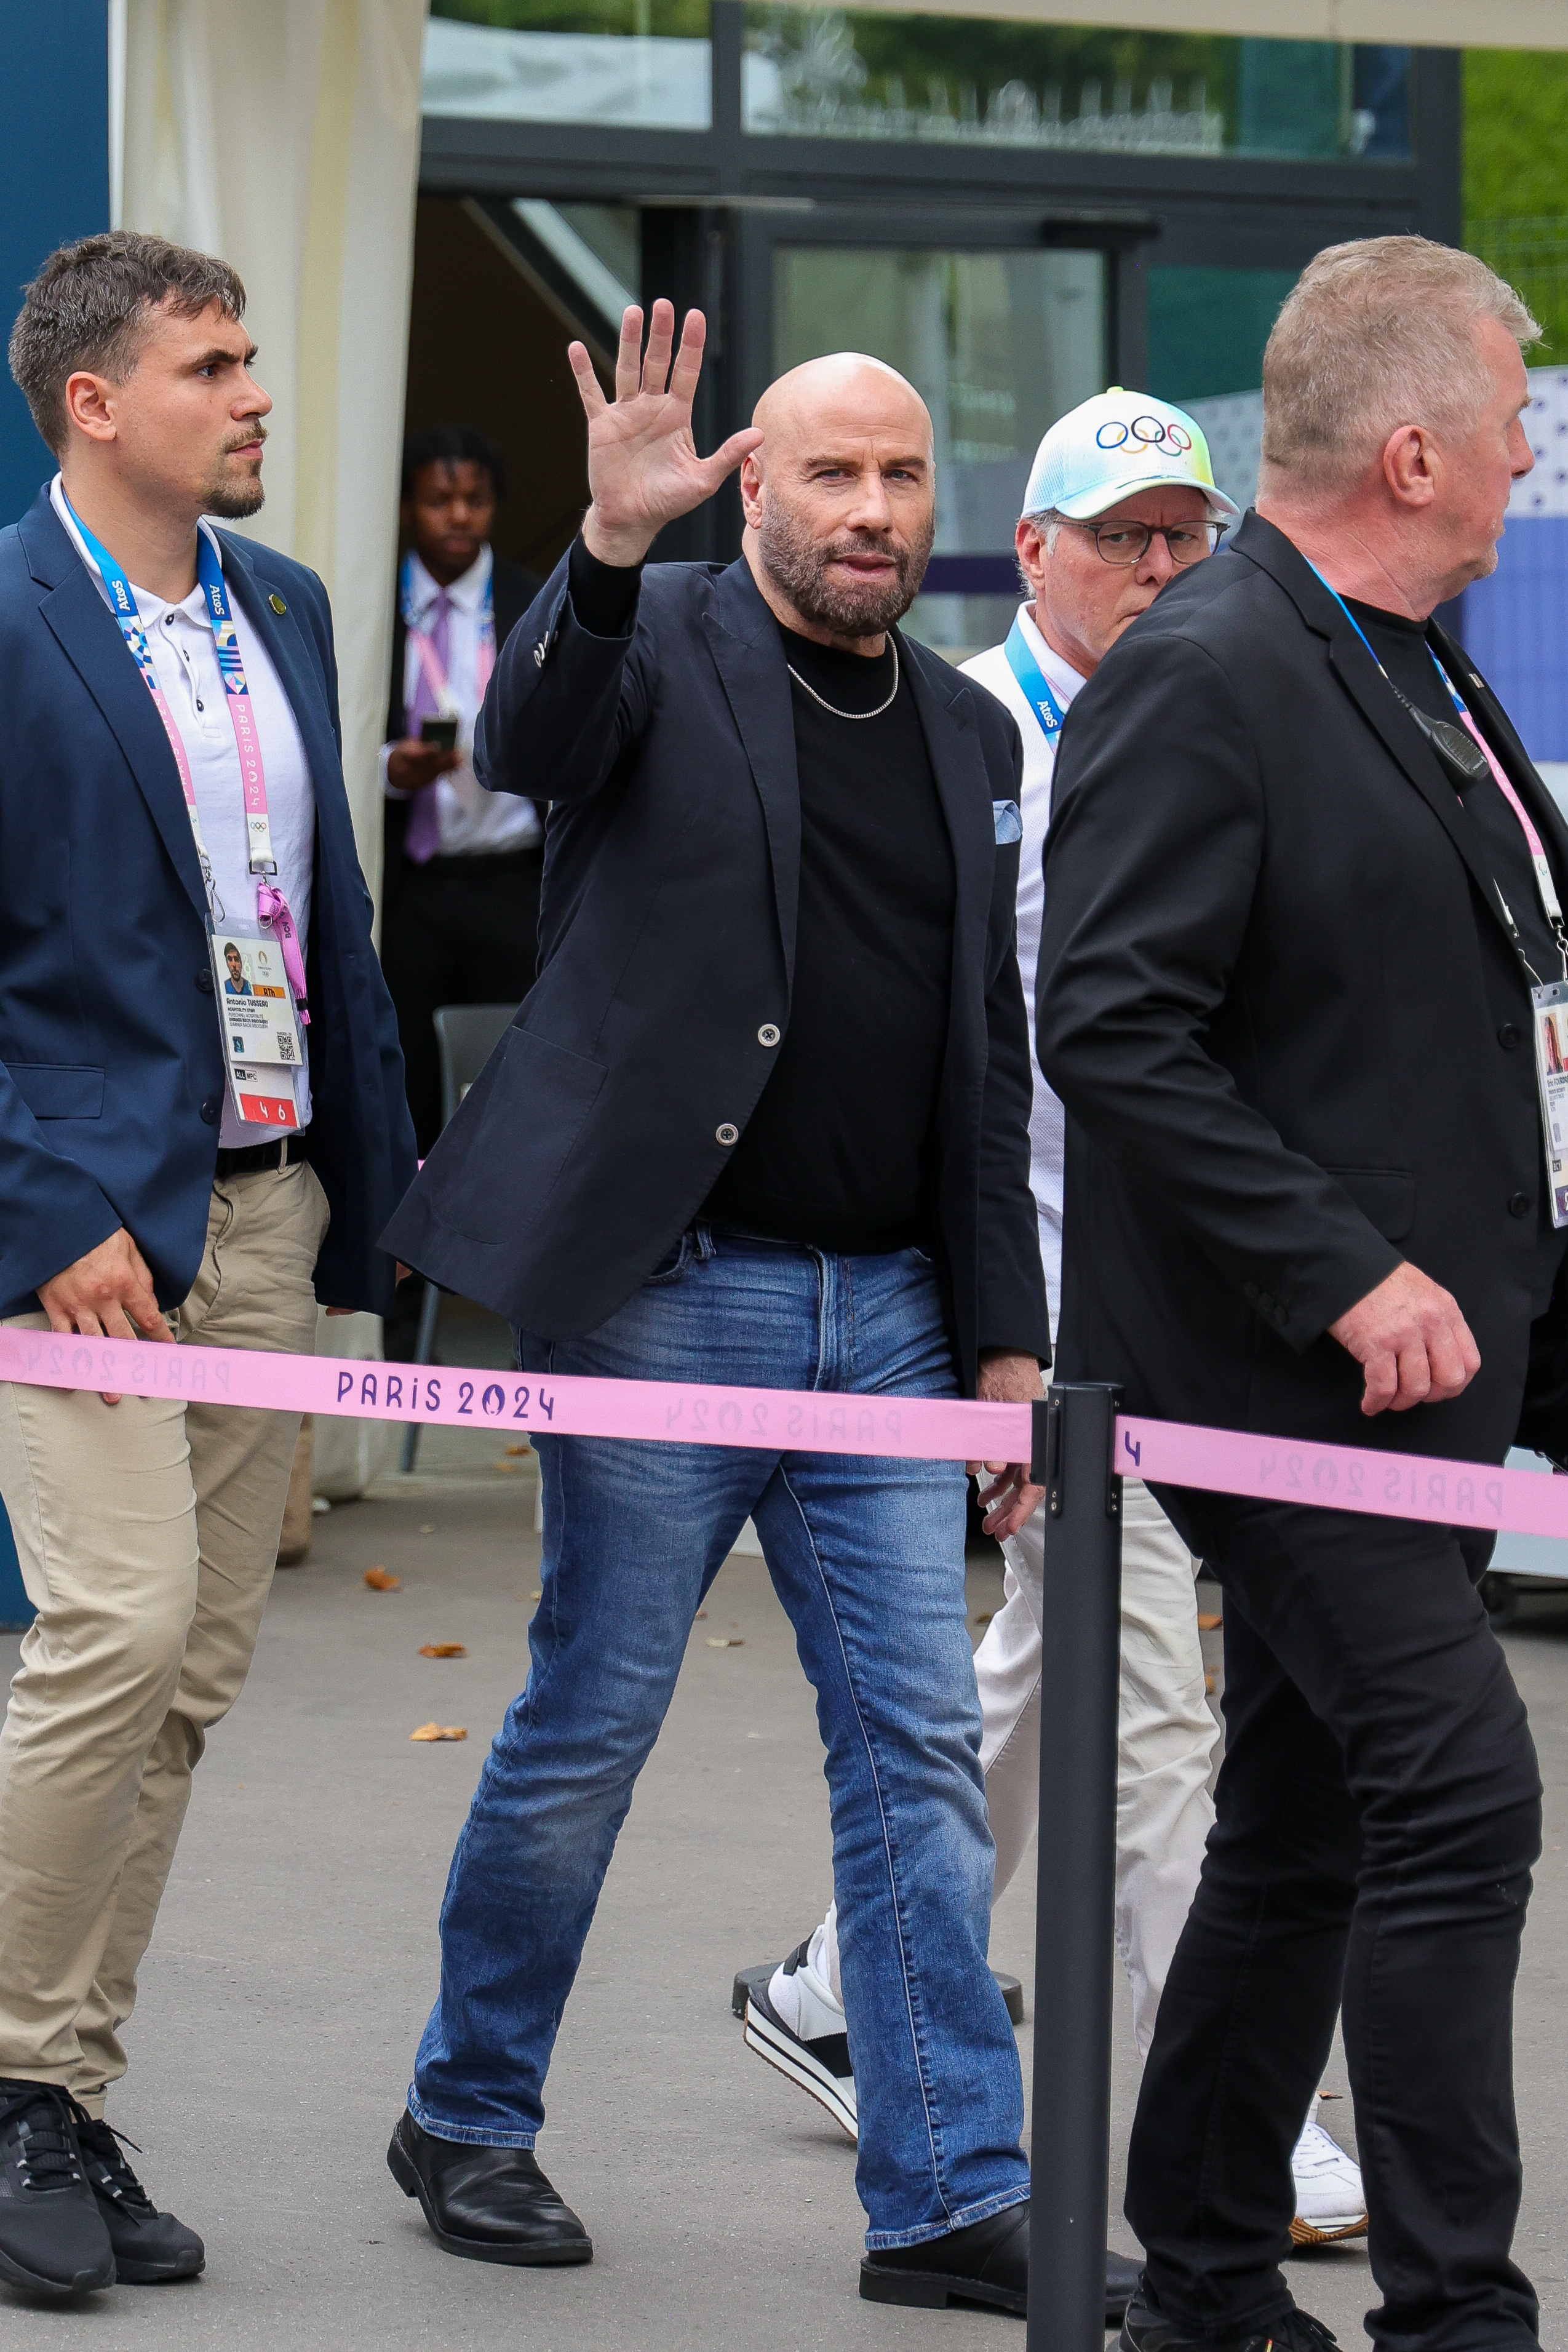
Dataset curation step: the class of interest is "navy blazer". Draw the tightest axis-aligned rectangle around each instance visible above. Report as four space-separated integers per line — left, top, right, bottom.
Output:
382 550 1049 1395
0 490 417 1319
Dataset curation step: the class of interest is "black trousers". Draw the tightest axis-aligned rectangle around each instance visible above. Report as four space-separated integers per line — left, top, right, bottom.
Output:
381 846 543 1155
1131 1489 1542 2352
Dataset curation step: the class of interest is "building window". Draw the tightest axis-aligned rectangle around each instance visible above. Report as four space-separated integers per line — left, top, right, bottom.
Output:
425 0 712 132
1147 265 1298 408
743 11 1409 162
774 242 1106 653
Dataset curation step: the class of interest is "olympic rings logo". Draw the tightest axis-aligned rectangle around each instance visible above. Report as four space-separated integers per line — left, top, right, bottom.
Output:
1095 417 1193 454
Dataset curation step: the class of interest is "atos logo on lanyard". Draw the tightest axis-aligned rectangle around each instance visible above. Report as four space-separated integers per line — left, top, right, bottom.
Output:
1003 614 1067 745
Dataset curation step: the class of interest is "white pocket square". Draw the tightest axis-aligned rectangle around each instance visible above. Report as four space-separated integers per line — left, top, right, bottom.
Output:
992 799 1022 845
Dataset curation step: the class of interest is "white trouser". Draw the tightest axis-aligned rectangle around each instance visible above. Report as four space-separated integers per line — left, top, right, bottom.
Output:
820 1479 1217 2058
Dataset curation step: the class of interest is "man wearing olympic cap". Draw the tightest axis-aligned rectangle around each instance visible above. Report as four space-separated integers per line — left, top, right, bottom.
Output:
741 388 1367 2253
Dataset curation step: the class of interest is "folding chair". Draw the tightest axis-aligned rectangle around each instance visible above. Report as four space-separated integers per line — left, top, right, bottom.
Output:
399 1002 518 1472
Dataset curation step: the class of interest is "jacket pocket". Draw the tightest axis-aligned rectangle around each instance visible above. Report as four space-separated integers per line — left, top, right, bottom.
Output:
1324 1165 1415 1243
8 1064 105 1120
448 1029 607 1245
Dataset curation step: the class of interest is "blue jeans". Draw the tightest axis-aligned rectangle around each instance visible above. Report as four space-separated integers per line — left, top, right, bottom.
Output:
408 1228 1029 2246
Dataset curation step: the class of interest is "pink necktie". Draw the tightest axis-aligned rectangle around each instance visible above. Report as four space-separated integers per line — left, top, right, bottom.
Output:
404 592 451 866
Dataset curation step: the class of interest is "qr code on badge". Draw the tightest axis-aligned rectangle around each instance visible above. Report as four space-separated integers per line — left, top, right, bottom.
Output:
277 1034 296 1062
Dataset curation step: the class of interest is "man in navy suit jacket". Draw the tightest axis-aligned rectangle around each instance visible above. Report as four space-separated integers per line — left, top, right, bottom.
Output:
0 232 415 2300
383 306 1050 2314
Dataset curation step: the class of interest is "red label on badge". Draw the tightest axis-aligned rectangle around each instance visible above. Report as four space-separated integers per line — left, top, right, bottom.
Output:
236 1091 299 1130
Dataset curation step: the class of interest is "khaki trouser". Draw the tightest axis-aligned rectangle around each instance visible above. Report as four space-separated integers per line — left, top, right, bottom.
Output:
0 1157 328 2108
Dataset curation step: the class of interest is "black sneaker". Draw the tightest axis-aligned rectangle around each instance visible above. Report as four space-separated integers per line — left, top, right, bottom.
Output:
75 2117 204 2284
0 2080 114 2298
1121 2282 1340 2352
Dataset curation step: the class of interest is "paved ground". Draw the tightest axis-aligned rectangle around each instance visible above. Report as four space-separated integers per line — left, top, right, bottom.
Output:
4 1413 1568 2348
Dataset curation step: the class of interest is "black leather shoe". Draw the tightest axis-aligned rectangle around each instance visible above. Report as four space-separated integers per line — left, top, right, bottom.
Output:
861 2201 1139 2322
0 2080 114 2298
388 2108 592 2266
76 2116 204 2284
1121 2282 1340 2352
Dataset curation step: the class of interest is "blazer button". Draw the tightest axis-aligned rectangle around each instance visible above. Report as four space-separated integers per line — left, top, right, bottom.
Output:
1498 1023 1522 1050
1508 1190 1531 1218
757 1024 781 1048
200 1096 222 1125
715 1122 739 1146
196 967 214 994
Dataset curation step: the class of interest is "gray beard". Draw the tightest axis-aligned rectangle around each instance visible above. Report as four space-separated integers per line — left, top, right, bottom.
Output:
757 501 933 637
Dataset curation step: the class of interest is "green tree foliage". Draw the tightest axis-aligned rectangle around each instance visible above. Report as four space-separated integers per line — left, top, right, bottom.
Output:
1463 49 1568 362
1464 48 1568 222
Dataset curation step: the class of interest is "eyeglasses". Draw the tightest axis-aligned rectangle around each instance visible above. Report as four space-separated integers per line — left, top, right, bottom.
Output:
1065 518 1219 567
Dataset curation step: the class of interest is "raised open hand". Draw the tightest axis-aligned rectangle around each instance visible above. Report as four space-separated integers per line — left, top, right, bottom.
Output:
570 301 763 568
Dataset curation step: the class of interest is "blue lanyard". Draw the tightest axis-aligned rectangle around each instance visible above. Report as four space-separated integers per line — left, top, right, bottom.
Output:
1003 613 1067 744
1315 567 1567 967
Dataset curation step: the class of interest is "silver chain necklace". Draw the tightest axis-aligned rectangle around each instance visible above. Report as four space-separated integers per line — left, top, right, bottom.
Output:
786 636 899 720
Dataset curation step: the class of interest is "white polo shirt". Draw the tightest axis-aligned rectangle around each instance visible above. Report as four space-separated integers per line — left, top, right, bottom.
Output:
52 475 316 1147
963 604 1086 1333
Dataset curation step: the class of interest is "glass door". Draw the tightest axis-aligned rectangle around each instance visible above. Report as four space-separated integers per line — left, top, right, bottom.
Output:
768 234 1108 656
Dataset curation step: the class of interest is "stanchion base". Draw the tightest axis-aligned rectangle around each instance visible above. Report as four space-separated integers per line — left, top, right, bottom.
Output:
730 1962 1024 2026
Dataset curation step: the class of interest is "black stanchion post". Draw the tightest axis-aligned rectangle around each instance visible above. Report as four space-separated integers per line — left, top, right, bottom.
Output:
1026 1381 1124 2352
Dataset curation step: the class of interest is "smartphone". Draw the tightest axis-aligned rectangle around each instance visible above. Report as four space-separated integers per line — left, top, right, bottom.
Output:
420 716 459 751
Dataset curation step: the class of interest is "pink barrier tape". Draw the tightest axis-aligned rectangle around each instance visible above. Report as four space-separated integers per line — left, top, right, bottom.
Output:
0 1327 1562 1540
1118 1415 1567 1539
0 1329 1027 1462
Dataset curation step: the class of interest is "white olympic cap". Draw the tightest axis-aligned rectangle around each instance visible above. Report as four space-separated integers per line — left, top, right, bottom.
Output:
1021 388 1240 525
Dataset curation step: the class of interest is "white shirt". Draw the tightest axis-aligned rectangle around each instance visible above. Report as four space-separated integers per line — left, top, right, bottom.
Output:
963 605 1086 1333
383 545 541 856
52 474 316 1149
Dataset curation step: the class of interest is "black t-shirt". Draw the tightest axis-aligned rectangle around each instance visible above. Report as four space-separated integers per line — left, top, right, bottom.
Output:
1347 597 1568 1306
1345 599 1562 988
567 539 958 1254
702 620 956 1253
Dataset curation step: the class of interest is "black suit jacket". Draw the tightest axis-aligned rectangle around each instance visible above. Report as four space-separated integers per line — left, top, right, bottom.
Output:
383 552 541 882
1037 509 1568 1466
382 550 1049 1394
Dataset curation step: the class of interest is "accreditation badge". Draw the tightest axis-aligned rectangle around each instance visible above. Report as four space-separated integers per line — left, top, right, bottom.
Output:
1530 980 1568 1229
209 925 306 1130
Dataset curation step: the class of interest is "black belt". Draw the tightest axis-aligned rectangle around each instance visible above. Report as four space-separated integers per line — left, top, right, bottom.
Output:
215 1131 309 1178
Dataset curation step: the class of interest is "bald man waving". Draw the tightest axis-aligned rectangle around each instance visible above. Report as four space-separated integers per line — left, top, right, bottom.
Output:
384 303 1048 2311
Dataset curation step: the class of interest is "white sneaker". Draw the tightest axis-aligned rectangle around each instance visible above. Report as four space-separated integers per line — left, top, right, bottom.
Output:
1289 2111 1368 2244
743 1927 858 2142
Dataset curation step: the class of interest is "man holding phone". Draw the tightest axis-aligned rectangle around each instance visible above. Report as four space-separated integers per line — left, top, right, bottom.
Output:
381 425 543 1157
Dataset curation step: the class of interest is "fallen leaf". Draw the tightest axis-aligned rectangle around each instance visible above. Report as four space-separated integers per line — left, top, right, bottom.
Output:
418 1643 467 1659
410 1722 468 1742
493 1459 521 1474
528 1588 542 1601
504 1443 530 1456
706 1636 744 1649
1197 1611 1222 1631
695 1609 707 1619
364 1567 400 1592
1204 1671 1216 1694
419 1523 435 1535
973 1611 993 1626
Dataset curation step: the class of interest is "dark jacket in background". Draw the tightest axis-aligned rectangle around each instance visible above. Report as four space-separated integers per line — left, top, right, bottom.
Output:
383 550 1049 1394
382 553 541 890
0 491 417 1318
1037 508 1568 1467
